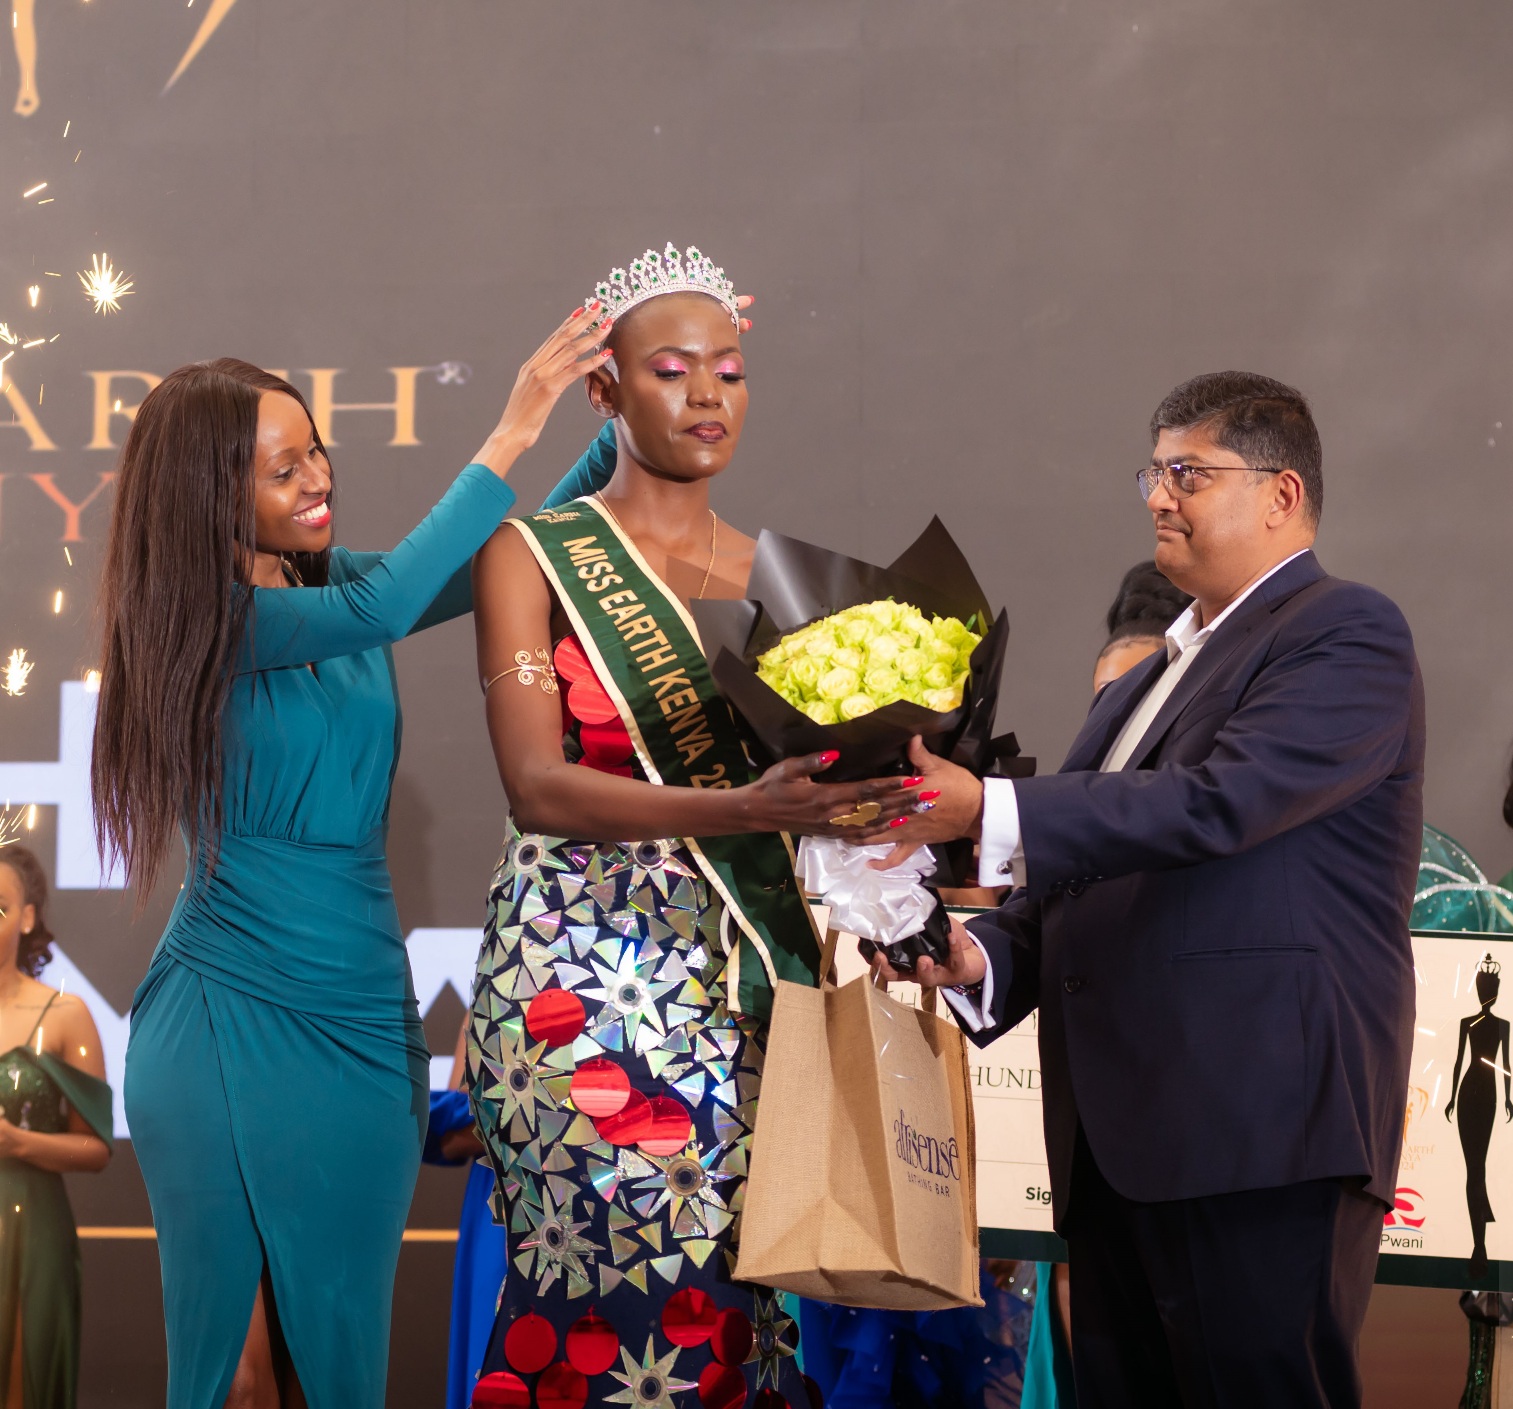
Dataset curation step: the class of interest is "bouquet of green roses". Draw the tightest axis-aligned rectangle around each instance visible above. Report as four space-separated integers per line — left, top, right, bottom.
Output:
690 517 1011 786
691 518 1020 971
756 600 982 726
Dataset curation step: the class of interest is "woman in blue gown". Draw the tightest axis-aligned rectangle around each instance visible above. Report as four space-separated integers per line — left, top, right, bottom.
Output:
91 307 620 1409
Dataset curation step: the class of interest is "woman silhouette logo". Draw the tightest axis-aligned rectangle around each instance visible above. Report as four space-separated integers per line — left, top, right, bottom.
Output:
1445 954 1513 1279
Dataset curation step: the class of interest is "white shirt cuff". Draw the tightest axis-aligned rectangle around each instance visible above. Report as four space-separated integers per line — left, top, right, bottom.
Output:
940 934 995 1032
977 777 1026 888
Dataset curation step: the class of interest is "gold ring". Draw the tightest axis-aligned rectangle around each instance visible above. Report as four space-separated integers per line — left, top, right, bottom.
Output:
828 801 882 827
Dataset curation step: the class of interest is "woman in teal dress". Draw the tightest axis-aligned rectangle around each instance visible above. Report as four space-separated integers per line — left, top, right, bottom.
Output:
0 845 112 1409
91 308 622 1409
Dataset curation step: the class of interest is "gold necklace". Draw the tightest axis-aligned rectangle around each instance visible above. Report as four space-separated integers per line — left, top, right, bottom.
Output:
594 493 718 599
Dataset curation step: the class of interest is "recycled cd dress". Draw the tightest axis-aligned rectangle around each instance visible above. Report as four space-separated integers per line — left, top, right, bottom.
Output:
0 996 113 1409
469 636 817 1409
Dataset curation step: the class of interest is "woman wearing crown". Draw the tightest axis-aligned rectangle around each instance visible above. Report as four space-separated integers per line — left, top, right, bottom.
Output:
466 244 919 1407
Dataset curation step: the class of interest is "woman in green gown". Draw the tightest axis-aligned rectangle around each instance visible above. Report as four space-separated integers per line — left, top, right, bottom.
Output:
91 308 626 1409
0 845 112 1409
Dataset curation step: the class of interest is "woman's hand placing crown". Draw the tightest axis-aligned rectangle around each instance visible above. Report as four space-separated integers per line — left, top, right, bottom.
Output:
474 304 616 476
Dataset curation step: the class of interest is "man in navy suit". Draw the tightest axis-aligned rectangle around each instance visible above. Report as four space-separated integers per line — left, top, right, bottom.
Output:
872 372 1424 1408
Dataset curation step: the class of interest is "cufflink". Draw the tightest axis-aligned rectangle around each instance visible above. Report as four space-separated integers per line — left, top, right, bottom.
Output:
997 860 1013 876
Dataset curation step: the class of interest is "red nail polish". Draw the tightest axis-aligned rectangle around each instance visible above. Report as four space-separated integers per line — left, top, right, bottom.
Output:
589 299 601 310
818 750 840 765
571 306 584 318
902 776 924 787
919 790 941 802
889 817 907 829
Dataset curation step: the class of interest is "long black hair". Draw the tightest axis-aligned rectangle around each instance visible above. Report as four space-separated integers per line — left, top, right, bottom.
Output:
92 359 331 899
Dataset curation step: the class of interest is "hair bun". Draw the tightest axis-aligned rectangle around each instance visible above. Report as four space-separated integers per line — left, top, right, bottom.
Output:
1105 561 1193 642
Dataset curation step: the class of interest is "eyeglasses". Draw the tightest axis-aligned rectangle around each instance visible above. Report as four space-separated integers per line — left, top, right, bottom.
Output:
1136 463 1281 501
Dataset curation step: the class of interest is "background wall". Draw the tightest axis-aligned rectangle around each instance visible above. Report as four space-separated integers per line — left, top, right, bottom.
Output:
0 2 1507 1403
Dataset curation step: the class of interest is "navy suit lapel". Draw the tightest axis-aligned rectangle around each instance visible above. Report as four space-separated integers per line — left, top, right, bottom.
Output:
1125 550 1327 770
1060 648 1168 774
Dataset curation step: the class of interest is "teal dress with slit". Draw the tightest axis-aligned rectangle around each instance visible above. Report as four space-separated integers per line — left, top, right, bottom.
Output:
124 430 616 1409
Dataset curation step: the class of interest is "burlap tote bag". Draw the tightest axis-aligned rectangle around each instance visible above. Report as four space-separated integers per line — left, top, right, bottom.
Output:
734 932 981 1310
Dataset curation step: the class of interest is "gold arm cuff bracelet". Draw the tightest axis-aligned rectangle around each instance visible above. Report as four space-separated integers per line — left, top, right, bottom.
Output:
482 649 559 696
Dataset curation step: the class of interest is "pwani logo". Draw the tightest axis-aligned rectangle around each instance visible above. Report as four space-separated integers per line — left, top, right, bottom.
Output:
1381 1187 1427 1248
1383 1187 1426 1228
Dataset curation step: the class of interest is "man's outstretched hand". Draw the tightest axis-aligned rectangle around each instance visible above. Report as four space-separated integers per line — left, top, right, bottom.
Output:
867 915 987 989
852 735 987 867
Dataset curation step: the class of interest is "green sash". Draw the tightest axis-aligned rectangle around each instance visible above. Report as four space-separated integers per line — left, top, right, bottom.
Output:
513 498 822 1021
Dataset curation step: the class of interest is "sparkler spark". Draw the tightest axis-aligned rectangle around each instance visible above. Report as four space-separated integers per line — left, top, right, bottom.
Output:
78 253 133 315
3 649 34 697
165 0 241 92
0 324 16 346
26 285 38 308
22 181 46 199
82 669 101 693
51 590 62 614
0 807 27 848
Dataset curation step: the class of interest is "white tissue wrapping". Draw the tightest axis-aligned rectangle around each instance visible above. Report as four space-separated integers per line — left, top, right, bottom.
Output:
796 835 938 946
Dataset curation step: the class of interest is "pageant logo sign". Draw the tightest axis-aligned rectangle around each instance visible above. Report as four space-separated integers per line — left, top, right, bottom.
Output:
893 1108 963 1198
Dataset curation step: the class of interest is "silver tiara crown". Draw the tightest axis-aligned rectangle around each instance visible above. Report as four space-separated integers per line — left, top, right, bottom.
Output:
592 242 738 327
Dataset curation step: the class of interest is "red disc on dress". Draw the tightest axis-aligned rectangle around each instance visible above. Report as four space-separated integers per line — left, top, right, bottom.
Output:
802 1374 825 1408
662 1287 719 1347
754 1391 791 1409
503 1310 557 1375
593 1088 652 1145
638 1094 693 1156
553 636 593 682
710 1306 754 1367
537 1362 590 1409
567 675 621 726
526 988 586 1048
698 1361 748 1409
579 719 634 763
471 1371 530 1408
565 1308 620 1375
570 1058 631 1119
595 762 634 778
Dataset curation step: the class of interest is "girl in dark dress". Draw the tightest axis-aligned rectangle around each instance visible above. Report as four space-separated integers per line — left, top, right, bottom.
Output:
0 846 112 1409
